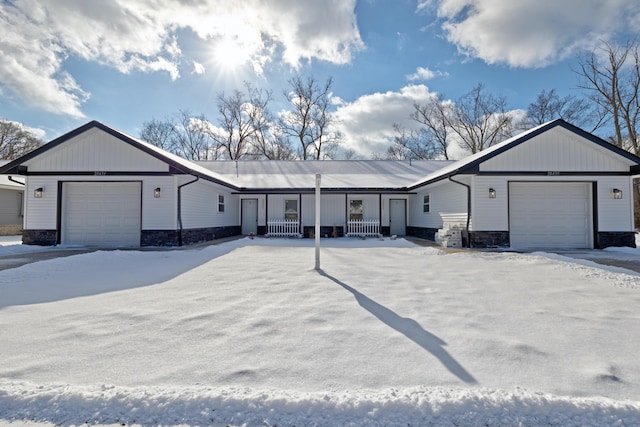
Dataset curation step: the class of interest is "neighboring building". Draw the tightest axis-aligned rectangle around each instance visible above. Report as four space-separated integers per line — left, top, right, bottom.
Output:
0 161 24 236
0 119 638 249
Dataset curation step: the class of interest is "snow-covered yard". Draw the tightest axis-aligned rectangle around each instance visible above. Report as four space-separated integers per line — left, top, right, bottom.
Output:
0 236 639 426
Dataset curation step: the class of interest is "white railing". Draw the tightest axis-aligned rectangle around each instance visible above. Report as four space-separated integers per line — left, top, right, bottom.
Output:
267 219 301 237
347 219 381 237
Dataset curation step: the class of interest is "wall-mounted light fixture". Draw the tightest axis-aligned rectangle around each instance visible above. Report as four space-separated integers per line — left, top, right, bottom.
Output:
154 187 161 198
612 188 622 199
489 188 496 199
34 187 44 198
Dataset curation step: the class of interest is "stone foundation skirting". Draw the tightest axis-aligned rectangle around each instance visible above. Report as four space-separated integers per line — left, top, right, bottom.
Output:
597 231 636 249
0 224 22 236
302 226 345 238
406 226 438 240
22 229 57 246
140 230 181 247
179 225 241 246
469 231 510 248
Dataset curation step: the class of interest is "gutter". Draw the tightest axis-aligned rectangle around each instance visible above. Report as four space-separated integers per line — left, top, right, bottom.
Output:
177 175 200 246
8 176 25 186
448 174 471 248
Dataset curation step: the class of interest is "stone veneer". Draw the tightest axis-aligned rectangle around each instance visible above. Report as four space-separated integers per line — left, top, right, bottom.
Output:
406 226 438 240
179 226 241 246
468 231 510 248
140 230 180 247
302 225 344 238
597 231 636 249
22 229 57 246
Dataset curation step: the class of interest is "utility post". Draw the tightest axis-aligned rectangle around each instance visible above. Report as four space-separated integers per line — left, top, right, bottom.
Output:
315 173 321 270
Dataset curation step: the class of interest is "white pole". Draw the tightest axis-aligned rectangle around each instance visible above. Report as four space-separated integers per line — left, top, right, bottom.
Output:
315 173 321 270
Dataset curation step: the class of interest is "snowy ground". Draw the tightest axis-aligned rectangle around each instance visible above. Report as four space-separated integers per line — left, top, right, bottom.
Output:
0 236 639 426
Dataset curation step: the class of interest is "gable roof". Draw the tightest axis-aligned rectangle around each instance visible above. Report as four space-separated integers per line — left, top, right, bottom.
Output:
408 119 640 189
197 160 450 191
0 120 240 190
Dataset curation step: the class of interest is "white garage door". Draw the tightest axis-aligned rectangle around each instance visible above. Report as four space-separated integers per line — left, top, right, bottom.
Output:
62 182 141 247
509 182 592 249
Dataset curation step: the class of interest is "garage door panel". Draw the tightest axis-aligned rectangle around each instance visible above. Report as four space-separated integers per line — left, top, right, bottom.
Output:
63 182 141 247
509 182 592 249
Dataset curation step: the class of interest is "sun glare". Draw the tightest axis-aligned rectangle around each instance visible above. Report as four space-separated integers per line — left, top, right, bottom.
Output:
214 36 249 72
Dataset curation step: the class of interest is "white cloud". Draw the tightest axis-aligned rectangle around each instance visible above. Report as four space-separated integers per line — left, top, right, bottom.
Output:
428 0 640 67
333 85 437 158
192 62 206 75
0 0 363 118
406 66 448 81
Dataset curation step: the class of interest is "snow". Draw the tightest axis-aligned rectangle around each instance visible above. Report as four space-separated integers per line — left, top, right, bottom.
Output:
1 237 639 426
195 160 449 189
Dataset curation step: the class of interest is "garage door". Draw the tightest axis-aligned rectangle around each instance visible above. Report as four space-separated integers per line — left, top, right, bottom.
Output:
509 182 592 249
62 182 141 247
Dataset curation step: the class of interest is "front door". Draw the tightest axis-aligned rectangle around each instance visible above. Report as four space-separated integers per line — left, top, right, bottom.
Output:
241 199 258 235
389 199 406 236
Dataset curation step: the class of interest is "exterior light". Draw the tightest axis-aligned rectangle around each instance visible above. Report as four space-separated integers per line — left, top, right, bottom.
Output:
34 187 44 198
154 187 161 198
612 188 622 199
489 188 496 198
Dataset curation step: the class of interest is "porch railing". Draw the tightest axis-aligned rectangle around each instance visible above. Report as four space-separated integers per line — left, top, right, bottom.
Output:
346 219 381 237
267 219 301 237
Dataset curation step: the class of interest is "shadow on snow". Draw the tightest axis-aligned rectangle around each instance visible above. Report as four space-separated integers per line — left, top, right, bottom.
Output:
318 268 477 385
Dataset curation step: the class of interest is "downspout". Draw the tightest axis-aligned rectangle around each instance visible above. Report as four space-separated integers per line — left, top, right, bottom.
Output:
448 175 471 248
177 175 200 246
8 176 25 186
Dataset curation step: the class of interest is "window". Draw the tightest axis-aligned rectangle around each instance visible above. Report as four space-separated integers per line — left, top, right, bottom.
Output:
349 199 363 220
285 199 298 221
423 194 430 213
218 194 225 213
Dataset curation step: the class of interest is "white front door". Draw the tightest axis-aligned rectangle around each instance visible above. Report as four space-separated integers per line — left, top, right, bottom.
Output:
241 198 258 235
389 199 406 236
62 182 141 247
509 182 593 249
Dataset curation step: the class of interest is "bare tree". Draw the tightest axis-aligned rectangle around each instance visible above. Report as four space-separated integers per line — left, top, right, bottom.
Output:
409 95 453 159
386 123 442 160
139 111 215 160
525 89 597 130
280 75 342 160
209 83 273 160
577 40 640 155
450 83 514 154
0 119 42 160
139 117 176 152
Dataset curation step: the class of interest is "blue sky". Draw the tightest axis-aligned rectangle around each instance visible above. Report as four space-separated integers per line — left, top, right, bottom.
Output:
1 0 639 158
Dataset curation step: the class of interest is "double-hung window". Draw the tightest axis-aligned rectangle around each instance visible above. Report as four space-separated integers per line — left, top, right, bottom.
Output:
285 199 298 221
423 194 430 213
349 199 363 220
218 195 225 213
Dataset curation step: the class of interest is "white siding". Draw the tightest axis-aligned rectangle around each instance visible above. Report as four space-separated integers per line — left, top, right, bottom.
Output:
471 176 509 231
471 175 634 233
25 128 168 173
25 177 58 229
347 194 380 219
180 179 239 229
267 194 301 220
141 176 177 230
409 180 468 228
481 127 633 172
0 189 23 225
597 177 634 231
301 194 345 227
381 195 409 227
239 195 267 226
25 176 180 231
